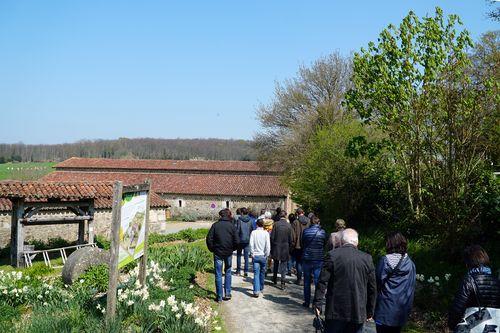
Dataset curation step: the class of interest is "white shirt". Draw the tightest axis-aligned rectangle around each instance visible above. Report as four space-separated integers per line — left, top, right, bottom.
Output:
249 227 271 257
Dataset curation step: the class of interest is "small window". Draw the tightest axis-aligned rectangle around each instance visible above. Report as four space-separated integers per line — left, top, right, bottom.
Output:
225 201 230 209
177 199 185 208
179 200 183 208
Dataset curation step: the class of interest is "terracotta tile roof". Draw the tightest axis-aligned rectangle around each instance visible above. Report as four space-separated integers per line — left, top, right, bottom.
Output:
55 157 279 174
0 181 169 211
41 171 288 197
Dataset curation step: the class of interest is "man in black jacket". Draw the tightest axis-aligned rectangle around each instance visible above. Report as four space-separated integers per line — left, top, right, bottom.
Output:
313 228 376 333
271 210 294 290
206 208 240 302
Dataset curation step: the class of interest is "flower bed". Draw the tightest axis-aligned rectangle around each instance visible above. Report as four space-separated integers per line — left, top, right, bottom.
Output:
0 229 222 333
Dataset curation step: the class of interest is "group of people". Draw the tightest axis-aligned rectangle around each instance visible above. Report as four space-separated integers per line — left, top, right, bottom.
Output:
206 207 500 333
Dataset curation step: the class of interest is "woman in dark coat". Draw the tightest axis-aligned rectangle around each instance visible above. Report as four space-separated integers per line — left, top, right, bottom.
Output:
270 210 294 290
448 245 500 332
374 232 416 333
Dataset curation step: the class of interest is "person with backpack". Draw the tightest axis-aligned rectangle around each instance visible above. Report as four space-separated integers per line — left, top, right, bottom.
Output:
235 207 254 277
301 216 326 308
374 232 416 333
206 209 239 302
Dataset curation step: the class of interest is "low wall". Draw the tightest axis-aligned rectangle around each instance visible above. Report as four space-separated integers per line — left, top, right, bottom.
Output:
0 208 168 248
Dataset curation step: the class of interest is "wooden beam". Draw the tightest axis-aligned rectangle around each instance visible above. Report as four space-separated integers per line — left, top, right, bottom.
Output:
138 179 151 286
10 199 25 267
20 215 92 224
25 201 93 209
106 181 123 322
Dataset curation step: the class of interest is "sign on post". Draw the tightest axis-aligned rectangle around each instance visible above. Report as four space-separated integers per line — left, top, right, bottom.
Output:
118 190 148 268
106 180 151 322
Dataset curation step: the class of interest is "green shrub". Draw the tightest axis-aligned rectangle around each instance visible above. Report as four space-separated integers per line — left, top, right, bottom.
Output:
149 228 208 245
149 244 211 272
23 262 55 277
95 235 110 250
80 265 109 293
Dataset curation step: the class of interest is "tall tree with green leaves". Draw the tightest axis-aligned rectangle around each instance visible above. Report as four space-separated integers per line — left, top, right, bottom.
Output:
345 8 498 237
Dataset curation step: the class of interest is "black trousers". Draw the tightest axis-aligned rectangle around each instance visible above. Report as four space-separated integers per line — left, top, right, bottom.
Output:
273 260 288 283
376 325 401 333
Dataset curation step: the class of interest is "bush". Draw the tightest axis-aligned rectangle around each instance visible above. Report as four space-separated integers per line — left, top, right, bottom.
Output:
95 235 111 250
80 265 109 293
149 228 208 245
149 244 211 273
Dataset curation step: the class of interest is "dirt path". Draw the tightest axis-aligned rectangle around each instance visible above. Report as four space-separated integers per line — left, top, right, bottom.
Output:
221 255 376 333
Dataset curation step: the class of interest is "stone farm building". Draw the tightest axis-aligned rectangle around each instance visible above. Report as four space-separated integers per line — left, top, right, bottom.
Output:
41 157 291 219
0 157 290 248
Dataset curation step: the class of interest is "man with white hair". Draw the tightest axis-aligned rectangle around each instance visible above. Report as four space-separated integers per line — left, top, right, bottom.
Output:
313 228 376 333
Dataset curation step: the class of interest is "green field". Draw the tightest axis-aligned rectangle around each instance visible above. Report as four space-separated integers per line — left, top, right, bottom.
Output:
0 162 56 181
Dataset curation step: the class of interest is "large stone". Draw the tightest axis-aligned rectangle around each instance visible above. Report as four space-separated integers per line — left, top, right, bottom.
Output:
62 247 110 285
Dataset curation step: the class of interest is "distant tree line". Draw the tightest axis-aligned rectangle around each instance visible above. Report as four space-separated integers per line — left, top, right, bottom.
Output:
0 138 257 163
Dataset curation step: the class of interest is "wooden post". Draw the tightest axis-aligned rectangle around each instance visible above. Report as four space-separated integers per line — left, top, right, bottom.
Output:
138 180 151 286
10 199 25 267
106 181 123 322
88 200 95 244
78 221 85 244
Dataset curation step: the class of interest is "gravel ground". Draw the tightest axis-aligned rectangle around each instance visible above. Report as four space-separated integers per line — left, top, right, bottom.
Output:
159 221 213 234
221 254 376 333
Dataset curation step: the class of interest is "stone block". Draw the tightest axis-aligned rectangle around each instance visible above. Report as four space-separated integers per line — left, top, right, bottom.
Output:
62 247 110 285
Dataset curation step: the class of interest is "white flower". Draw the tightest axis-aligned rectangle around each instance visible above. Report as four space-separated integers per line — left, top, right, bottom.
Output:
215 327 221 331
189 284 194 289
175 313 181 319
445 273 451 281
126 300 134 306
167 295 176 306
171 304 179 313
96 304 102 310
159 300 165 308
101 308 106 314
79 279 84 284
434 276 439 281
435 282 440 287
37 294 43 299
428 277 434 283
43 302 48 306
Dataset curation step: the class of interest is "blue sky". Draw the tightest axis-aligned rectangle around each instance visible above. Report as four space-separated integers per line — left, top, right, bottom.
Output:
0 1 497 144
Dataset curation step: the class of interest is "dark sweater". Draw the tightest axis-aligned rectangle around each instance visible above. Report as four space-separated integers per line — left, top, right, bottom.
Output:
206 218 240 257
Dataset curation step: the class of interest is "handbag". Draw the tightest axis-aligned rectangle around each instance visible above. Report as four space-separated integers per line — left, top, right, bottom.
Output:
454 275 500 333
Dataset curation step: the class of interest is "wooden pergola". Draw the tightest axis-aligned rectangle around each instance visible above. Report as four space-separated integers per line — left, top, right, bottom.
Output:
0 181 112 267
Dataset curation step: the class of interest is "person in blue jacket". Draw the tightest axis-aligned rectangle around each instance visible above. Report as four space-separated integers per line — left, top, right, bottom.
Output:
301 216 326 308
235 207 254 277
374 232 416 333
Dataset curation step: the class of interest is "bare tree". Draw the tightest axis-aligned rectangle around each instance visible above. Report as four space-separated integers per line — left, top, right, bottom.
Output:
254 52 352 169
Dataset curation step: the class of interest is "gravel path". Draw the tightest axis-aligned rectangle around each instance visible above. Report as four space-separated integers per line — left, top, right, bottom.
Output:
221 255 376 333
160 221 213 234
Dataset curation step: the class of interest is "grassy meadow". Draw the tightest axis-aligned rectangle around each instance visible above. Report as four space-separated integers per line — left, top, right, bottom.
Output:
0 162 56 181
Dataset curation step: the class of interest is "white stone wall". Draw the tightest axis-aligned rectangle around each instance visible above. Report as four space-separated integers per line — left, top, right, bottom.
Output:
0 208 168 248
161 194 286 220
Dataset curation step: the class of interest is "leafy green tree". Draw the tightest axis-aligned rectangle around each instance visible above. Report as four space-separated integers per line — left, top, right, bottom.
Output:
346 8 499 239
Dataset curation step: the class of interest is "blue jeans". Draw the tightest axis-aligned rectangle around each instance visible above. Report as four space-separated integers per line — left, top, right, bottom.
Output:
236 243 250 274
214 254 232 300
252 255 267 294
303 260 322 305
325 320 364 333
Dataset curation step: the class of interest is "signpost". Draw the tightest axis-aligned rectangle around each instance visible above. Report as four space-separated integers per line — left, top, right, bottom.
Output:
106 180 151 322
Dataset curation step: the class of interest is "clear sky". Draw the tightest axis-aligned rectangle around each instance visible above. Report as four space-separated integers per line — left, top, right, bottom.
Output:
0 1 497 144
